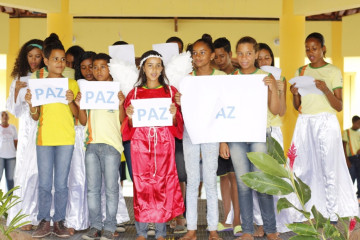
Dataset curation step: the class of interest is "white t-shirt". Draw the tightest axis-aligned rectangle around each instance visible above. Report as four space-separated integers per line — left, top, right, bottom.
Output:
0 124 18 158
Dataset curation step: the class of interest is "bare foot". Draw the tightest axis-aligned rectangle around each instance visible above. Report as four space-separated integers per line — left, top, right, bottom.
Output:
266 232 282 240
20 224 33 231
136 236 146 240
68 228 75 235
235 233 254 240
209 230 222 240
157 237 165 240
180 230 197 240
254 225 264 237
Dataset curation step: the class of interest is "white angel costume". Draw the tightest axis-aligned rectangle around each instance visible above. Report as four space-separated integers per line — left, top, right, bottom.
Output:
6 74 40 226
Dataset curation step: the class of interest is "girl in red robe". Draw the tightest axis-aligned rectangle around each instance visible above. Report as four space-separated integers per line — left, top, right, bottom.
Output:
122 50 185 240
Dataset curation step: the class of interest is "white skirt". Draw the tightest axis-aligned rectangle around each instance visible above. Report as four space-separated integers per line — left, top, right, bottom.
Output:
66 126 89 230
286 113 358 222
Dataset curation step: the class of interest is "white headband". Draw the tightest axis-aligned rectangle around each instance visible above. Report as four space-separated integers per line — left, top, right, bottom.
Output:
139 54 163 68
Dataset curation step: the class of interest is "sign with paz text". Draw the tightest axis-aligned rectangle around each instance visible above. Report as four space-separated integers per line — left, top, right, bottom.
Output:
131 98 173 127
180 74 268 144
78 80 121 110
28 78 68 107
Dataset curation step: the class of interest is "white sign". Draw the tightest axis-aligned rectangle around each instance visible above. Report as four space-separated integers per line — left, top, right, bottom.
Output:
131 98 173 127
109 44 136 65
29 78 68 107
180 74 268 144
153 43 179 65
260 66 282 80
78 80 120 110
289 76 323 96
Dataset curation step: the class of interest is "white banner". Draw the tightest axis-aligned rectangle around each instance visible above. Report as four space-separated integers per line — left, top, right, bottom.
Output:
29 78 68 107
180 74 268 144
131 98 173 127
78 80 120 110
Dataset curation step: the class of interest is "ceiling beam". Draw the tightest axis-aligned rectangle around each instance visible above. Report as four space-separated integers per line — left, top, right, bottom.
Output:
70 0 282 18
294 0 360 16
0 0 61 13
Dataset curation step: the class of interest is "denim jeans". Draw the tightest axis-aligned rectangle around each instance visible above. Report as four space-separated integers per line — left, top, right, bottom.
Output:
135 221 166 239
123 140 133 181
228 141 277 234
0 157 16 191
36 145 74 222
85 143 120 232
183 128 219 231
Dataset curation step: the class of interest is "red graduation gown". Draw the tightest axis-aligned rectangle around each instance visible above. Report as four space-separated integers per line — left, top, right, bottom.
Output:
122 86 185 223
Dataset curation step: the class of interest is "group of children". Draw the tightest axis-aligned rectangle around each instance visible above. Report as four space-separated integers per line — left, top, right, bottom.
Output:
5 31 358 240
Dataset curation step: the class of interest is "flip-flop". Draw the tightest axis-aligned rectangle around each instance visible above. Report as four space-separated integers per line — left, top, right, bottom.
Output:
217 222 233 232
233 225 243 237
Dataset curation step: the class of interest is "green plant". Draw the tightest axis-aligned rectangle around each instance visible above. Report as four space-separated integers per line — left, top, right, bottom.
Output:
0 186 30 240
240 137 359 240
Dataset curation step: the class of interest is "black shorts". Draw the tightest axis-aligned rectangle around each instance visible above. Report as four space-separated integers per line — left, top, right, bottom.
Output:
217 156 234 176
120 161 126 181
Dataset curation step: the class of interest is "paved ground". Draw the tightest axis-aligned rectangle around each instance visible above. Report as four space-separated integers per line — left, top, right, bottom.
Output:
14 197 301 239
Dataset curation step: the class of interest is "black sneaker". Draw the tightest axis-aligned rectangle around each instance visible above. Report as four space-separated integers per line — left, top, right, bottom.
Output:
82 227 102 240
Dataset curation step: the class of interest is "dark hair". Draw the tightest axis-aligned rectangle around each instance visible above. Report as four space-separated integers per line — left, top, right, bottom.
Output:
135 50 169 92
236 36 259 68
186 43 193 53
75 51 96 80
305 32 326 56
112 41 128 46
214 37 231 53
92 53 111 63
166 36 184 52
258 43 275 67
306 32 325 47
43 33 65 59
11 39 45 78
193 34 214 52
65 45 84 69
352 115 360 123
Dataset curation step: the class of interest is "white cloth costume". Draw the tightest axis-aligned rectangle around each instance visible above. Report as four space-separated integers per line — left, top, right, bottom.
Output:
6 76 40 226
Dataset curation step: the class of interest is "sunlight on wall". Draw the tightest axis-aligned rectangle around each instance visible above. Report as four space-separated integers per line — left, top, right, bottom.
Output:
344 57 360 129
0 54 7 111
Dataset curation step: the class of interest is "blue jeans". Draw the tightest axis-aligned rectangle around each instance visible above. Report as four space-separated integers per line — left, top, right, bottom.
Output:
135 221 166 239
228 142 276 234
36 145 74 222
0 157 16 191
183 128 219 231
123 140 133 181
85 143 120 232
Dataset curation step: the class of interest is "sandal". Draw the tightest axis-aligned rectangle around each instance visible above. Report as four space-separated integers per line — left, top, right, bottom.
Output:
209 238 223 240
266 233 282 240
233 225 243 237
174 224 188 234
254 225 264 237
170 218 177 229
217 222 233 232
235 233 254 240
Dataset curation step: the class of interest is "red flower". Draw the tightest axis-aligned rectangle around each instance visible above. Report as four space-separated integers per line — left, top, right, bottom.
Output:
287 143 297 170
349 217 356 232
